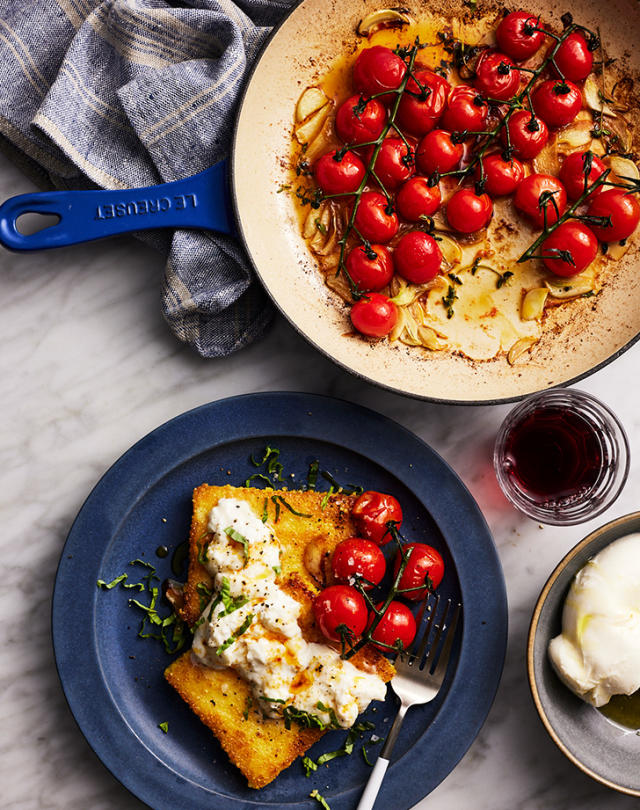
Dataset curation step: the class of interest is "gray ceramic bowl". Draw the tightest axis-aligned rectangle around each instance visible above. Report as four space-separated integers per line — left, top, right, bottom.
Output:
528 511 640 797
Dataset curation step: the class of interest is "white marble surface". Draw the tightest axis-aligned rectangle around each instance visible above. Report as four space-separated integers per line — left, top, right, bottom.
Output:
1 150 639 810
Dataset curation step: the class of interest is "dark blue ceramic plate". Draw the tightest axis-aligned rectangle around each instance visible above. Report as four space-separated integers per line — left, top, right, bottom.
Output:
52 392 507 810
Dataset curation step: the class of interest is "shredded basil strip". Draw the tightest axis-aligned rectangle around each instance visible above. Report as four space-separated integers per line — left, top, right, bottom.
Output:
261 497 269 522
273 565 282 575
244 472 273 487
216 613 254 655
158 722 169 733
362 745 374 766
310 789 331 810
243 695 253 721
272 495 281 523
302 756 318 777
96 573 143 591
306 460 319 490
224 526 250 564
320 486 335 510
275 495 311 518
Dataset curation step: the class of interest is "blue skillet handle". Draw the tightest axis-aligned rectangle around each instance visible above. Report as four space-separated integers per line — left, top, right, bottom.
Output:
0 160 236 251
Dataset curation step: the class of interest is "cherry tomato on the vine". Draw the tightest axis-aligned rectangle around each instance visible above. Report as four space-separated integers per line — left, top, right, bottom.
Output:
496 11 545 61
502 109 549 159
335 95 386 145
441 85 488 134
394 231 443 284
331 537 386 589
541 221 598 277
474 51 520 101
475 153 525 196
345 244 394 292
369 601 416 653
353 46 407 102
350 293 398 338
313 584 368 643
395 176 442 222
551 32 593 83
559 151 606 201
446 188 493 233
514 173 567 227
354 191 399 243
586 189 640 243
416 129 464 176
396 69 450 135
352 490 403 545
532 79 582 129
314 149 365 195
393 543 445 601
368 138 415 189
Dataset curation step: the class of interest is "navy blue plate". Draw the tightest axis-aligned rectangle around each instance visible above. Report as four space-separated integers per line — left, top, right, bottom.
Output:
52 392 507 809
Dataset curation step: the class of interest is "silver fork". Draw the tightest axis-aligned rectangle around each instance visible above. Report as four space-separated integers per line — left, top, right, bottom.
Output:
356 595 462 810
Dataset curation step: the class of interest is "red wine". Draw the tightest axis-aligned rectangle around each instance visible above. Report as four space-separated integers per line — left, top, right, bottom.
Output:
503 406 604 503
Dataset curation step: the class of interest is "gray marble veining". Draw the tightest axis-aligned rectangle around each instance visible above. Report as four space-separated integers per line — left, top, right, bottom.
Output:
1 152 639 810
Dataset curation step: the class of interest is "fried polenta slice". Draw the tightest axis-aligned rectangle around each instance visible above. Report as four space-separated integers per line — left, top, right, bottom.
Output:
165 484 394 789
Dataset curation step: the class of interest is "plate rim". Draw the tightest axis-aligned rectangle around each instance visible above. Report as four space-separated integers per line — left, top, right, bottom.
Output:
52 391 508 809
527 509 640 798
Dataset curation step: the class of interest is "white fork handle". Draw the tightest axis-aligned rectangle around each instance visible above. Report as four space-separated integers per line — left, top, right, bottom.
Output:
357 703 408 810
356 756 389 810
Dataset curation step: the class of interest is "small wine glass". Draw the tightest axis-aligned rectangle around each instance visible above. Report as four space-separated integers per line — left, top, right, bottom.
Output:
494 389 629 525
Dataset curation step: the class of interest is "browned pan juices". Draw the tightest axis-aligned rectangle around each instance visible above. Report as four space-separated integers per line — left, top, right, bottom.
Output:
288 13 640 364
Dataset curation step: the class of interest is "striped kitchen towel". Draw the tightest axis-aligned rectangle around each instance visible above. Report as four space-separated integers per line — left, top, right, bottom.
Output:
0 0 294 356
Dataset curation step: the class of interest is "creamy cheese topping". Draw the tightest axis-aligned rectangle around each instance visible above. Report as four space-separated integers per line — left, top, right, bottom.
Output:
192 498 386 727
548 533 640 707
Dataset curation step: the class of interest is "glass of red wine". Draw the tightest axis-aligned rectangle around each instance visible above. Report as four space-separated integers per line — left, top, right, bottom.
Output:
494 389 629 525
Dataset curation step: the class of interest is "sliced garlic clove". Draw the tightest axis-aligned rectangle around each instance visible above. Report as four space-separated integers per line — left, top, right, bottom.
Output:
308 204 332 252
418 325 447 350
584 75 617 117
507 337 538 365
303 117 334 164
606 155 640 182
357 8 412 36
521 287 549 321
389 306 406 341
296 87 329 124
438 234 463 266
557 125 592 149
390 284 420 307
533 142 561 177
294 102 331 145
545 269 596 299
302 205 318 239
325 270 351 302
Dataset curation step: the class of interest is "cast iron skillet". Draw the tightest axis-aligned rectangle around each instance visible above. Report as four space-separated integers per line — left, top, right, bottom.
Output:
1 0 639 403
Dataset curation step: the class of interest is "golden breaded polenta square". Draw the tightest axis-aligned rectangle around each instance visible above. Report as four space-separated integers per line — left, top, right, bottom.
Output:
164 484 394 789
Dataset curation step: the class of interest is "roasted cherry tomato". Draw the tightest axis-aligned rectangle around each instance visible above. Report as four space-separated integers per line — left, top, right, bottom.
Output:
314 149 365 195
353 45 407 102
354 191 399 243
369 601 416 653
441 85 488 134
416 129 464 176
345 244 394 292
502 109 549 159
559 151 606 201
496 11 545 60
394 231 443 284
350 293 398 338
475 153 525 196
331 537 386 589
514 173 567 227
313 584 368 642
474 51 520 101
393 543 445 601
396 69 450 135
551 32 593 83
395 176 442 222
368 138 415 189
446 188 493 233
335 95 386 145
352 490 403 545
541 221 598 277
586 189 640 243
532 79 582 129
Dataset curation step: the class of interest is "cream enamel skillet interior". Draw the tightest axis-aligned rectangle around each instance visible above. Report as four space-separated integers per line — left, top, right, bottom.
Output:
233 0 640 402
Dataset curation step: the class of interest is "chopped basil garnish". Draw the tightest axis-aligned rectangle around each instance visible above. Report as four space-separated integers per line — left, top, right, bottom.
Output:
158 722 168 733
302 755 318 777
273 565 282 575
306 460 319 490
310 789 331 810
224 526 250 564
215 613 254 656
362 745 374 766
243 695 253 721
274 495 311 518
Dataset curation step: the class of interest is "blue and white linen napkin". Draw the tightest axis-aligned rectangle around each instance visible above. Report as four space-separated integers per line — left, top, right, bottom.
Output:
0 0 294 356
